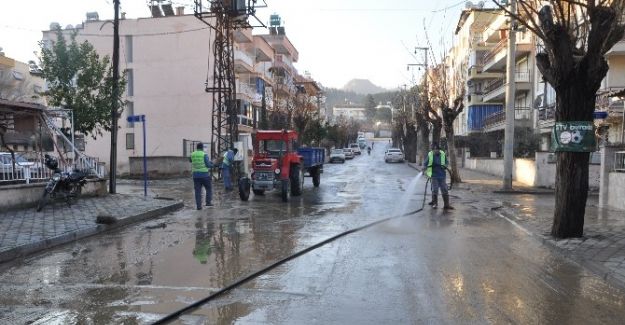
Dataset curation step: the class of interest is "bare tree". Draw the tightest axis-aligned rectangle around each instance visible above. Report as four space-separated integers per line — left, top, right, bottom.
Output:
494 0 625 238
429 63 466 183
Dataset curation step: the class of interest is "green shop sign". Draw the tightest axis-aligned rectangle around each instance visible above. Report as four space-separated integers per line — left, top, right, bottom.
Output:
551 121 596 152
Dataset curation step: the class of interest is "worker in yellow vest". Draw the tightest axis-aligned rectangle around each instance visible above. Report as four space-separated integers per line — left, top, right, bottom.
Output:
190 143 215 210
423 143 453 210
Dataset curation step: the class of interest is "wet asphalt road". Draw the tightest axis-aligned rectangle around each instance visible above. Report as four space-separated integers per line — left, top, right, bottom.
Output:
1 142 625 324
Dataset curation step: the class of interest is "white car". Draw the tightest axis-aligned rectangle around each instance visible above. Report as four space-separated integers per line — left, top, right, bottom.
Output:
343 148 355 159
349 143 361 155
384 148 405 163
329 149 346 163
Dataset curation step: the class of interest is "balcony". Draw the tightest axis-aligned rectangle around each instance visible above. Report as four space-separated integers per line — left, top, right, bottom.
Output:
537 105 556 128
254 63 273 83
233 28 253 44
467 65 504 81
235 81 257 101
482 71 532 102
483 107 533 132
234 50 254 73
482 39 533 72
271 54 294 76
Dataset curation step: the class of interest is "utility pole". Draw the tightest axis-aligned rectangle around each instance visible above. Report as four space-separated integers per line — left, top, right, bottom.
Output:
109 0 120 194
408 46 429 156
503 0 517 190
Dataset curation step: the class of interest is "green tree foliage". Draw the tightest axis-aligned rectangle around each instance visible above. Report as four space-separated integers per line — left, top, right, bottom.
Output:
375 106 392 124
364 94 376 121
41 29 126 139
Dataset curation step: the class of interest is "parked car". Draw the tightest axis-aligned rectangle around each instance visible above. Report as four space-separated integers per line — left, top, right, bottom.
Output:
0 152 36 180
329 148 346 163
349 143 362 155
343 148 355 159
384 148 405 163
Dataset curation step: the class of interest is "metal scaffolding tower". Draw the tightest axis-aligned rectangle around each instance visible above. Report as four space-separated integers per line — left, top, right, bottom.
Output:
193 0 266 159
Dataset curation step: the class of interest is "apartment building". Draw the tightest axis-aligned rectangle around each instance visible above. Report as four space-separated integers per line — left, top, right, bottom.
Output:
42 9 215 174
452 7 625 151
451 8 535 139
41 9 317 175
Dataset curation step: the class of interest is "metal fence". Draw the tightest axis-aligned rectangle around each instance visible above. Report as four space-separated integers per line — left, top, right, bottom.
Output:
0 153 105 185
615 151 625 172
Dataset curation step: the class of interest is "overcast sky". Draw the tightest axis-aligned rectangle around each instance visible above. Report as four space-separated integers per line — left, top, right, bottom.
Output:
0 0 483 90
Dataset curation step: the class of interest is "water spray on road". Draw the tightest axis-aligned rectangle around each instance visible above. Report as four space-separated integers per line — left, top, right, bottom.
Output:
152 170 429 324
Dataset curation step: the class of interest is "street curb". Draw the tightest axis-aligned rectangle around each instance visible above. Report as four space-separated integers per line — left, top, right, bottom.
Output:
492 208 625 293
0 199 183 264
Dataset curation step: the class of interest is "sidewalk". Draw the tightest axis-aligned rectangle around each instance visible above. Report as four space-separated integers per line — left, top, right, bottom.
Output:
408 162 625 290
0 194 183 263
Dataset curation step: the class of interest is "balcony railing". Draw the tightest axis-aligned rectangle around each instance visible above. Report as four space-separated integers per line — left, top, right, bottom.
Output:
234 50 254 68
484 78 505 94
516 70 531 82
483 107 532 129
538 105 556 121
238 115 254 128
483 38 508 65
483 71 530 97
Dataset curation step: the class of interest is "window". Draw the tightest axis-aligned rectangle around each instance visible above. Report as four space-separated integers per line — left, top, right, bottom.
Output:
126 69 134 96
126 102 135 128
126 133 135 150
125 36 133 63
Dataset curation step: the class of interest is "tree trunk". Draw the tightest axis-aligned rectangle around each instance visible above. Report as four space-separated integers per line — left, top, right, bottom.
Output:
444 123 461 183
404 122 418 163
431 121 442 147
417 119 430 165
551 83 594 238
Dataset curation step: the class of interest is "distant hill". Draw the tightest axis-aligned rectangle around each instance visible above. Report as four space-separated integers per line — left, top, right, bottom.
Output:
342 79 387 95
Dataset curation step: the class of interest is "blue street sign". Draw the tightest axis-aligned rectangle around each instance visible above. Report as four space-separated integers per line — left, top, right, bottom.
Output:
593 111 608 119
127 114 145 122
126 114 148 196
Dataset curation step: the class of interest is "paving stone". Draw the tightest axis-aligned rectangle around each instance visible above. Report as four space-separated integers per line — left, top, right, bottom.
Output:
0 194 182 262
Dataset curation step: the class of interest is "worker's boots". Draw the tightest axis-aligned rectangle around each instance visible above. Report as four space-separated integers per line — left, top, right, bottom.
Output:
430 195 438 208
443 194 454 210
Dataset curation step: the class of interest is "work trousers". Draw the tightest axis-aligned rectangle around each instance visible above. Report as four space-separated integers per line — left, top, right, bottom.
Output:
222 166 233 191
193 177 212 209
431 177 448 195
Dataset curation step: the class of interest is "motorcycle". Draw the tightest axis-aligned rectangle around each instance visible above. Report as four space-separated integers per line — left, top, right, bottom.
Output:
37 154 88 212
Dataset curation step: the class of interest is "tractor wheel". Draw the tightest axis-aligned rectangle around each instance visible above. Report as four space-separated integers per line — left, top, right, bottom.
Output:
290 164 304 196
281 179 290 202
312 168 321 187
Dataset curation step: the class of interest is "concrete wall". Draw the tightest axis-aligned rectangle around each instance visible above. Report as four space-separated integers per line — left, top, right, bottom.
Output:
129 156 191 178
608 172 625 210
466 153 600 189
0 179 107 211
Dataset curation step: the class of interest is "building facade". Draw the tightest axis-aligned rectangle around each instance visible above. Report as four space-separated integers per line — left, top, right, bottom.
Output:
42 9 318 175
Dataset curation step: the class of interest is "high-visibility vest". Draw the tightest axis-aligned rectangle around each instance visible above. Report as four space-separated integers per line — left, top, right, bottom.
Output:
223 151 231 166
426 151 446 177
191 151 209 173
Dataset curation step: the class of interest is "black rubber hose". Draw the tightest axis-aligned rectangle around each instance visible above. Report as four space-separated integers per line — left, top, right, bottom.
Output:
151 177 430 325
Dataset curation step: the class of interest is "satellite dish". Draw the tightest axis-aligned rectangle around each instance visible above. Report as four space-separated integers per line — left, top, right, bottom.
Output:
477 1 485 8
465 1 473 9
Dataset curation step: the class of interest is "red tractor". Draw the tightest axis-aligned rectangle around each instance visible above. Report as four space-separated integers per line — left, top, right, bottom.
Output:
239 130 324 202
